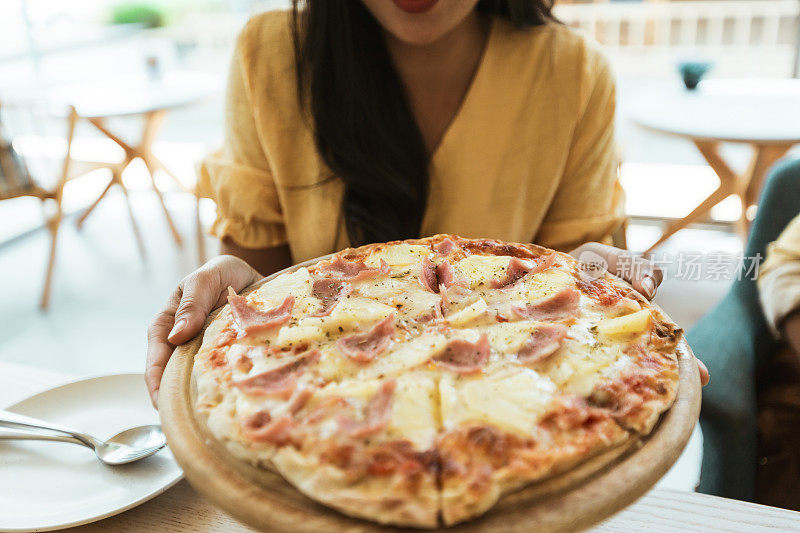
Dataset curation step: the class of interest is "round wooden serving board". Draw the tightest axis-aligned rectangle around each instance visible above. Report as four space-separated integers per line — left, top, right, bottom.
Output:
160 256 702 532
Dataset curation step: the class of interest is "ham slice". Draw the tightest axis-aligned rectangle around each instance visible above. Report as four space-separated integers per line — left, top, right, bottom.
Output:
437 260 455 289
232 349 320 399
517 324 569 364
433 237 458 255
228 288 294 334
418 257 438 293
240 387 313 444
311 278 352 317
512 287 581 321
242 412 296 444
491 254 556 289
440 283 472 312
340 379 397 438
317 256 390 281
336 314 395 363
418 257 456 293
433 334 491 374
287 387 314 415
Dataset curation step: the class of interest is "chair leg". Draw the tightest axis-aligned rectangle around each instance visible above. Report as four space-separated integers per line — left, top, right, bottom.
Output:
150 154 190 193
142 157 183 246
40 201 62 310
116 171 147 260
195 194 206 265
645 181 735 254
76 174 115 229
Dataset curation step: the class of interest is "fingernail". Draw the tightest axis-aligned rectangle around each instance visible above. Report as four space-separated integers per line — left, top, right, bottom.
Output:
168 319 186 340
641 277 656 298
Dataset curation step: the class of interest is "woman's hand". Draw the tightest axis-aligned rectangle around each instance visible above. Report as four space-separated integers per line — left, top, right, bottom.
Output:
146 255 264 408
569 242 710 386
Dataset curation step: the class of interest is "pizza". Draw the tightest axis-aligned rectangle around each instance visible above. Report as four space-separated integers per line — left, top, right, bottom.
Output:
191 235 681 528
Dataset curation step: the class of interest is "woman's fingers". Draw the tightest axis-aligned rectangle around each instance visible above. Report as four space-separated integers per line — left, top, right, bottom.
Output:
168 269 224 346
145 256 264 408
569 243 710 386
697 358 710 386
145 288 181 408
569 242 663 300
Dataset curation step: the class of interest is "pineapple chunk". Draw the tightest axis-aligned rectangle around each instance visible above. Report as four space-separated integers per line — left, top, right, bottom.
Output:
524 270 576 301
254 267 313 304
597 309 652 338
484 321 538 354
360 332 447 379
364 243 431 269
300 296 394 334
386 288 443 321
353 277 407 299
316 378 381 401
275 324 326 348
446 298 487 327
440 369 556 435
453 255 510 288
388 373 439 448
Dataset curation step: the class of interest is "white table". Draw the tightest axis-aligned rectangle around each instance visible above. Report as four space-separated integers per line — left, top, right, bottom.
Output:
63 72 219 249
4 72 220 252
2 361 798 532
628 79 800 252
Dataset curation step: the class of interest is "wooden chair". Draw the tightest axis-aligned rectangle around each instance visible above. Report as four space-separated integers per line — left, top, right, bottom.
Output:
0 102 79 308
0 100 145 308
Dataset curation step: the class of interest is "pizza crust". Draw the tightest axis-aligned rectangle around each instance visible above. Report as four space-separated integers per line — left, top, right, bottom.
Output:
271 446 439 528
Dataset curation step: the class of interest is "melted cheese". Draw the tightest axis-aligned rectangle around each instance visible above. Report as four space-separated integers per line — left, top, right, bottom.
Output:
440 368 557 435
276 324 327 348
483 321 538 354
254 267 313 304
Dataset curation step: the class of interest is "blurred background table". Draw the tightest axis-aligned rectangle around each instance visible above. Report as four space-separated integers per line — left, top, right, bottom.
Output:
629 79 800 252
49 71 220 249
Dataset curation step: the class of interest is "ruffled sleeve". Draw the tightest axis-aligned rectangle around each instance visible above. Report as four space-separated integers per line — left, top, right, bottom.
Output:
197 154 287 249
196 20 287 249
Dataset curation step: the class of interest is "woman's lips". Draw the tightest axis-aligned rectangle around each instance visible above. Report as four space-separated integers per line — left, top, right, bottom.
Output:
391 0 439 14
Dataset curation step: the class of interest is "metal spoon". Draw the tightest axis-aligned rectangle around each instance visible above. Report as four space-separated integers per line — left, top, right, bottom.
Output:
0 409 166 465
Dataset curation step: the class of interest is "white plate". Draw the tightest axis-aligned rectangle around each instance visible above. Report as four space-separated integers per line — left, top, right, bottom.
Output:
0 373 183 532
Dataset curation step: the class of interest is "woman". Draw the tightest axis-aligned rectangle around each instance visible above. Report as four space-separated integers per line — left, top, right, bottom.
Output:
146 0 708 405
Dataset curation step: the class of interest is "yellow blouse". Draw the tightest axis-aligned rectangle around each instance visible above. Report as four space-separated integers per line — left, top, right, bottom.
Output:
198 10 625 263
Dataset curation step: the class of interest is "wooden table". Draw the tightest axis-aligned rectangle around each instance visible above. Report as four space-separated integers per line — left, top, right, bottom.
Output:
49 72 219 251
629 79 800 253
2 361 798 532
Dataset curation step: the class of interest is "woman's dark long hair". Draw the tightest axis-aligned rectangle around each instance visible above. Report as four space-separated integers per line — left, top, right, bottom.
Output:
292 1 556 246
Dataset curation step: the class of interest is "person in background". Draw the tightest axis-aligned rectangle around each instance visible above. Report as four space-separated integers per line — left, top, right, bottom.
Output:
145 1 708 405
755 182 800 511
689 158 800 509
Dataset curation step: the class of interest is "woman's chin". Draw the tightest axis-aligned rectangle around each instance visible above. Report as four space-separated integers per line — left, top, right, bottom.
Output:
387 24 453 46
362 0 480 48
